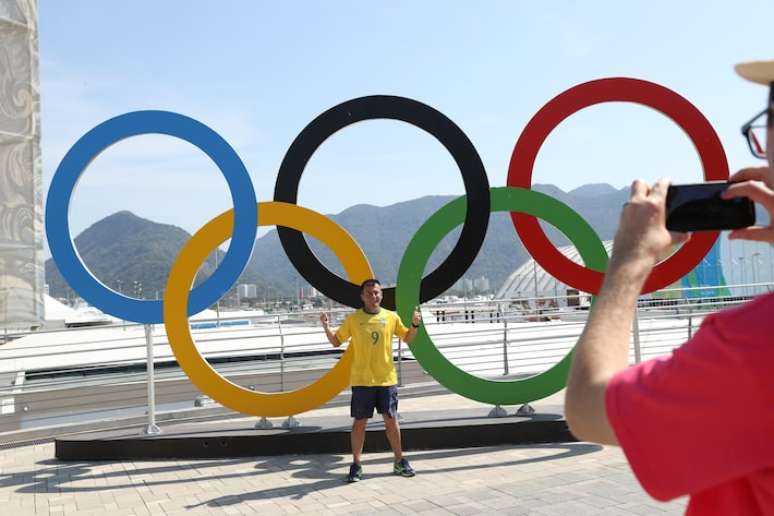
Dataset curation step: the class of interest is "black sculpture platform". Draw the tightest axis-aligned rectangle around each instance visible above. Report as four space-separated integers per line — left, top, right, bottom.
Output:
55 405 575 460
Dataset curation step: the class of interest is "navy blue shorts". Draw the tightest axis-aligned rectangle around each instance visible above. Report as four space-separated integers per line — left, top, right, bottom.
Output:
351 385 398 419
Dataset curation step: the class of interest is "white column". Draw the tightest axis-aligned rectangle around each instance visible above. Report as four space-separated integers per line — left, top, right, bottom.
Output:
0 0 43 330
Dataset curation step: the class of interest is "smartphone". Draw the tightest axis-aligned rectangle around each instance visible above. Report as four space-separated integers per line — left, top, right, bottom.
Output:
666 181 755 232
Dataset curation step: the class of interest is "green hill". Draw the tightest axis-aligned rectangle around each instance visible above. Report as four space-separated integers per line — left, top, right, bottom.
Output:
47 184 650 302
45 211 222 301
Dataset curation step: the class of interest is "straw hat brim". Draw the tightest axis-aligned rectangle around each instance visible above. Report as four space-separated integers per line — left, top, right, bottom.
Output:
735 60 774 85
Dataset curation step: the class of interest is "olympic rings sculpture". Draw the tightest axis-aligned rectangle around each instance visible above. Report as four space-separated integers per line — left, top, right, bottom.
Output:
46 78 728 416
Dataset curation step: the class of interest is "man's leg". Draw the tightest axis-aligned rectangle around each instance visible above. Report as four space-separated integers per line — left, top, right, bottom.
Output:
351 418 368 464
382 413 403 462
348 387 375 482
378 386 403 460
379 387 415 477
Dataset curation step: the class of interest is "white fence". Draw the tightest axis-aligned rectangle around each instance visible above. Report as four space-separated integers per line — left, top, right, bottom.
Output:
0 282 769 444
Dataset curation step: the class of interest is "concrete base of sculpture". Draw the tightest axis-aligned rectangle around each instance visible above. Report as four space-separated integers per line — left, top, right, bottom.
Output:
55 405 573 460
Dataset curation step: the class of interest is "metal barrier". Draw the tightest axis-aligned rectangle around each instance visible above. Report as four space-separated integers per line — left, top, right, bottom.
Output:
0 282 768 443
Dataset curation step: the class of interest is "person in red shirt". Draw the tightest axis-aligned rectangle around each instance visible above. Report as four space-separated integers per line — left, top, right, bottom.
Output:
565 59 774 515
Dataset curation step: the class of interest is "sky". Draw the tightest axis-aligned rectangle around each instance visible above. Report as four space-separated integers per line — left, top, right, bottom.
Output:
38 1 774 244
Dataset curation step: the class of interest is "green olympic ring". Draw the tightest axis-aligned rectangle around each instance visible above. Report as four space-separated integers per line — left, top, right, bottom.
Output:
396 186 608 405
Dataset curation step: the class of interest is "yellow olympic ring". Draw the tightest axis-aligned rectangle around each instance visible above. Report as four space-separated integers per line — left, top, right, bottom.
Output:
163 202 374 417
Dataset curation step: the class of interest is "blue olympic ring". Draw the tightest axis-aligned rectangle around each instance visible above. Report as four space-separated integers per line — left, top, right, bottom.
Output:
45 111 257 324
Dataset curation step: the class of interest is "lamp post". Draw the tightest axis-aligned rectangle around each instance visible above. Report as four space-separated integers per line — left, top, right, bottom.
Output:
532 260 539 310
742 240 748 295
737 256 747 297
214 251 220 324
264 286 275 310
463 280 469 322
752 252 761 296
117 279 125 329
769 245 774 291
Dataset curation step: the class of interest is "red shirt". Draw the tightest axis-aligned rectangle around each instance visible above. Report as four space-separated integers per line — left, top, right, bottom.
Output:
605 293 774 515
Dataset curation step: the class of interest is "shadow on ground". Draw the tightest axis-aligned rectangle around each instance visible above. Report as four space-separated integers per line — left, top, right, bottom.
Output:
189 443 602 508
2 442 601 506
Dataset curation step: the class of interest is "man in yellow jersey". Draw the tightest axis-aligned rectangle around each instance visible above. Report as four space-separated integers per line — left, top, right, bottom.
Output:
320 279 422 482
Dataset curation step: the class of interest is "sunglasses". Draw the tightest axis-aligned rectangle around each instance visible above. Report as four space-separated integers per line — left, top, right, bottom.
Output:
741 107 771 160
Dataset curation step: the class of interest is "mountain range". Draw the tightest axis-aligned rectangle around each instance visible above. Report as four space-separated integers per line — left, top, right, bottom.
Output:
48 183 747 302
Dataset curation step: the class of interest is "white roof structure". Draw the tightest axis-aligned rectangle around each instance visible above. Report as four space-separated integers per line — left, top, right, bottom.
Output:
495 241 613 299
41 295 265 327
43 295 78 322
43 295 113 327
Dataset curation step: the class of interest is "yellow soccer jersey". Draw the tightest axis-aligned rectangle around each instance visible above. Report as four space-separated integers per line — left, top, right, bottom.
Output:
335 308 409 386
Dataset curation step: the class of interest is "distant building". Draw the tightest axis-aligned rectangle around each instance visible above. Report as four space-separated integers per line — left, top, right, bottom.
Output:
496 241 614 302
237 283 257 300
473 276 490 292
452 277 475 294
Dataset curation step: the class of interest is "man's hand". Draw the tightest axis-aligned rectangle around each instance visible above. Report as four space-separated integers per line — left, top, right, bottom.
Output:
611 178 688 270
411 306 422 327
722 166 774 243
320 312 340 347
403 306 422 345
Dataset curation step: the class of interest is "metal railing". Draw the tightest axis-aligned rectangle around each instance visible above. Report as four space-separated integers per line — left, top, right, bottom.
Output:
0 282 769 443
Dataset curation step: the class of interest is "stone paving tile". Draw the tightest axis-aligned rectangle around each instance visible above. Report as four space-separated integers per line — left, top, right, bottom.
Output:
0 438 688 515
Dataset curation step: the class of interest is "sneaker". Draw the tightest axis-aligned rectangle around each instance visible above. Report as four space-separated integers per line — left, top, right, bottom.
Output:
346 463 362 483
393 458 415 477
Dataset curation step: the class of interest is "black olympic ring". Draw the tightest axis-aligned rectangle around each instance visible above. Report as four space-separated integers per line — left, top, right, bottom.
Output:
273 95 490 310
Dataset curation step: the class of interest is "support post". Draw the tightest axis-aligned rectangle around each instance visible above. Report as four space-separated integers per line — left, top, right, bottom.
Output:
277 316 298 428
215 252 221 328
278 316 285 392
632 306 642 364
513 296 537 418
282 415 300 429
255 417 273 429
502 319 509 376
143 324 161 435
488 405 508 418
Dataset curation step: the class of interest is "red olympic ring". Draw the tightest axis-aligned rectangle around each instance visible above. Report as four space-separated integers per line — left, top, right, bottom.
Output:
507 77 728 295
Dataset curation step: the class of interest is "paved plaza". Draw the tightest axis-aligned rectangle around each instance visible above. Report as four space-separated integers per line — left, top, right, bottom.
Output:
0 394 687 515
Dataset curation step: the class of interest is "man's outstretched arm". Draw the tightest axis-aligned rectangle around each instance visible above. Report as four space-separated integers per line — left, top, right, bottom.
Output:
319 313 341 347
565 179 687 445
402 307 422 344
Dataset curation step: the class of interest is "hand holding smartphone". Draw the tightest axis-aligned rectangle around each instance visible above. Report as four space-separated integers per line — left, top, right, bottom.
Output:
665 181 756 232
